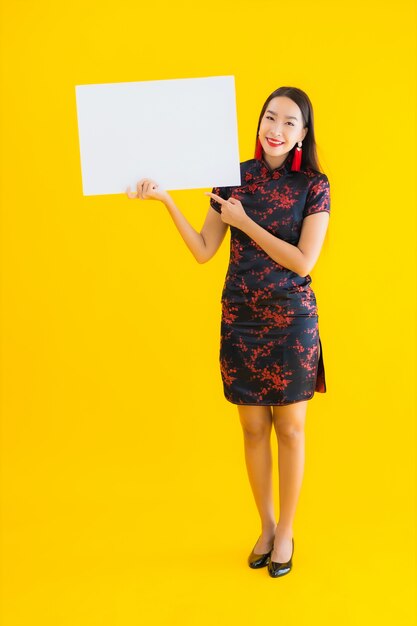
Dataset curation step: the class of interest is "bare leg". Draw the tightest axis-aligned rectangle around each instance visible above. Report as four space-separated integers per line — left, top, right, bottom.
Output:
271 400 308 562
237 405 276 554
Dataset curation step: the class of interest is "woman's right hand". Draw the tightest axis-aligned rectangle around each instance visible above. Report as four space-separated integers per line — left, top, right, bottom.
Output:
126 178 169 204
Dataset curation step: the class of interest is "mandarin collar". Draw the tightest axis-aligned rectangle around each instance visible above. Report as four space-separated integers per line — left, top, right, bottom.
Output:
258 153 293 178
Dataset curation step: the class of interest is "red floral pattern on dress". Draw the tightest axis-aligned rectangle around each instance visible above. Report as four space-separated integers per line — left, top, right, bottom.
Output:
210 155 330 405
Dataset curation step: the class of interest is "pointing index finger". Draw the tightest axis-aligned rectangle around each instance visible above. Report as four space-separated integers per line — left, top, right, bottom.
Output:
205 192 226 204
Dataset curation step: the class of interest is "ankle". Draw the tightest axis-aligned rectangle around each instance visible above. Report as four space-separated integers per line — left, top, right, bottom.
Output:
275 522 293 536
261 521 277 535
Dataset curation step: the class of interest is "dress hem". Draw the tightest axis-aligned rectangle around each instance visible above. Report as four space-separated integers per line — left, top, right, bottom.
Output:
223 390 326 407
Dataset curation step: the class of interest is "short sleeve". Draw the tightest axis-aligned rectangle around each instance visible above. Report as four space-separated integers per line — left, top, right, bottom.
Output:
210 186 230 214
303 175 330 218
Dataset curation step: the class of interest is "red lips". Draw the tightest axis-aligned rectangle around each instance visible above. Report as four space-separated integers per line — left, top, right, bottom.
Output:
266 138 285 146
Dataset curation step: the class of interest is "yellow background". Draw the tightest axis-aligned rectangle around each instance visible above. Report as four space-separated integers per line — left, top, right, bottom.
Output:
1 0 416 624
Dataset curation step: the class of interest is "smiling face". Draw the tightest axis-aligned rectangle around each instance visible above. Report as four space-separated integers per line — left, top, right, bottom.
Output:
258 96 308 169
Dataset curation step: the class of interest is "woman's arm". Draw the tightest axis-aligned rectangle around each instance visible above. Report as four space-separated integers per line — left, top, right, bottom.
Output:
241 212 329 277
205 191 328 276
163 195 229 264
126 178 228 264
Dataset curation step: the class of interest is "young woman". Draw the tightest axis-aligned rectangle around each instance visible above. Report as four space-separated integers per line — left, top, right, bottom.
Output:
126 86 331 578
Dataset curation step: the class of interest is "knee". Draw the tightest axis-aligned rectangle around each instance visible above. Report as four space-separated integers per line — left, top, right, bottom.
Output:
275 422 304 446
241 421 272 445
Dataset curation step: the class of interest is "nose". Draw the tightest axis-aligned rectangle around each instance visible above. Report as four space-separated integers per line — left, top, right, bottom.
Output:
269 126 283 137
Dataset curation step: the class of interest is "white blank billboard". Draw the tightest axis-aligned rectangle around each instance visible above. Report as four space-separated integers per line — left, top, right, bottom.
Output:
75 75 241 196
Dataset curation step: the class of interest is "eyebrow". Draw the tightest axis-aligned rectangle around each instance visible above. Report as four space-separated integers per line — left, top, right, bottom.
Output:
266 109 298 121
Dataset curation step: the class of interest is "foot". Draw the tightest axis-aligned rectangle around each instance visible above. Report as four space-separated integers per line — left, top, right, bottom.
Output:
270 527 293 563
253 525 276 555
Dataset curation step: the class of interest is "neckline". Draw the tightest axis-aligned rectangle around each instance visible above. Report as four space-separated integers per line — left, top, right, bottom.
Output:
259 152 293 175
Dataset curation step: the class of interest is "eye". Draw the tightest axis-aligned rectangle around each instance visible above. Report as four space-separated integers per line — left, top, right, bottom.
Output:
265 115 295 126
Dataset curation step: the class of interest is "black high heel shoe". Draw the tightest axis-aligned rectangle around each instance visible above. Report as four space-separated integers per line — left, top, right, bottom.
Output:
267 537 294 578
247 535 273 569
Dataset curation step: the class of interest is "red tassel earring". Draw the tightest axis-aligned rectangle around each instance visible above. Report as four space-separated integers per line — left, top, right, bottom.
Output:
291 141 302 171
255 136 263 160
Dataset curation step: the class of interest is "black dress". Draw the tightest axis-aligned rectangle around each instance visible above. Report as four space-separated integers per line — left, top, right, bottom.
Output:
210 153 330 406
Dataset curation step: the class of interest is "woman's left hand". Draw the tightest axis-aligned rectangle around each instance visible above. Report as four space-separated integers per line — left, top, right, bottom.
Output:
204 192 250 229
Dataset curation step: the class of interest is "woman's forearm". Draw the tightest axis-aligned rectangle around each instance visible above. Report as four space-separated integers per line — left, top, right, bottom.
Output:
163 194 206 263
241 216 306 277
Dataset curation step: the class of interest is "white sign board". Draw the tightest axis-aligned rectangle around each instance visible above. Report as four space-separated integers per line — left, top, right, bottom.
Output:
74 75 241 196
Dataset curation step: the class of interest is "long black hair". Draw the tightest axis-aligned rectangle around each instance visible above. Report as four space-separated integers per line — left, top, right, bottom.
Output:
255 86 325 174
